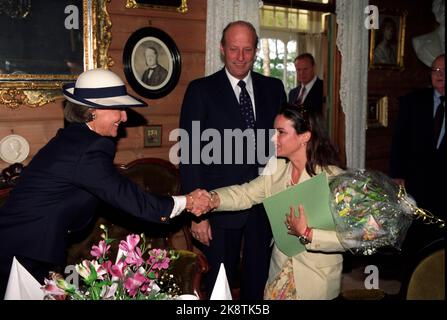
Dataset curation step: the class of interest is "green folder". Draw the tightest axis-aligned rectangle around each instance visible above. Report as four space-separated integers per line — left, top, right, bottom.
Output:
262 172 335 257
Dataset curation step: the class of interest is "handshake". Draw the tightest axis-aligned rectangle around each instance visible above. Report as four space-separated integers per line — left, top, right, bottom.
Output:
185 189 219 216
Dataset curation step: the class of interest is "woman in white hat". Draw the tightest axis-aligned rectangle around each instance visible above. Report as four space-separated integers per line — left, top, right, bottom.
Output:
0 69 209 298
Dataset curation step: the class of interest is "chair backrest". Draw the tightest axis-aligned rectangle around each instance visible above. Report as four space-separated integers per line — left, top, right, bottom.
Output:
406 249 445 300
117 158 180 196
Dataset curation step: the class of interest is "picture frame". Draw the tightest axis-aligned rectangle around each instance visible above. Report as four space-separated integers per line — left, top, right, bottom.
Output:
144 125 162 147
367 95 388 128
125 0 188 14
369 10 407 71
0 0 112 108
123 27 181 99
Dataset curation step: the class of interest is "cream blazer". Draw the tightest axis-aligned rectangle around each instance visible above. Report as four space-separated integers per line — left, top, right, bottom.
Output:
214 157 345 300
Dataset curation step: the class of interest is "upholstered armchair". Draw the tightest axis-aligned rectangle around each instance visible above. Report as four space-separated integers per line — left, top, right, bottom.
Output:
400 238 445 300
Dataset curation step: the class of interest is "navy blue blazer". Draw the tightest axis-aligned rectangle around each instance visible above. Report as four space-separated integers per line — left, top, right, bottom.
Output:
288 78 324 115
0 123 173 266
179 69 286 228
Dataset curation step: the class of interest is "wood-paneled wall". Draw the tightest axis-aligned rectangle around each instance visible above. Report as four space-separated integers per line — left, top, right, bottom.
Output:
0 0 207 170
366 0 438 173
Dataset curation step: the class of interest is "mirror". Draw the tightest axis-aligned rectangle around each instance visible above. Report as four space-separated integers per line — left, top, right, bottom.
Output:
0 0 112 109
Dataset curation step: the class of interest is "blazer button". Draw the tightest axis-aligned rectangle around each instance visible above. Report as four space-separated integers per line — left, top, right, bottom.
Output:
67 230 71 234
160 216 167 222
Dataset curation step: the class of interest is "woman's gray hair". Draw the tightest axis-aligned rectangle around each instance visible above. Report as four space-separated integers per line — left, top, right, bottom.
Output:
63 101 95 123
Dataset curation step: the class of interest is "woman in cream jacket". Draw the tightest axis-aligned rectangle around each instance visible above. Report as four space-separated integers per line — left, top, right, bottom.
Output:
207 105 346 300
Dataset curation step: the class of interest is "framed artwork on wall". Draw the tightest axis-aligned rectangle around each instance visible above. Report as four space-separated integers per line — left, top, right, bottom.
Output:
0 0 111 108
144 125 162 147
367 95 388 129
123 27 181 99
125 0 188 13
369 10 407 71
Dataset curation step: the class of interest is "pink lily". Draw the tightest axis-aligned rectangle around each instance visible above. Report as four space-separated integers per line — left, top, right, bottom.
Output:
119 234 140 254
90 240 110 259
125 246 144 267
124 272 148 297
109 260 126 278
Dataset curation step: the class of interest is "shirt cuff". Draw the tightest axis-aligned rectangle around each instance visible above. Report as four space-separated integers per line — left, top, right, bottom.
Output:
170 195 186 218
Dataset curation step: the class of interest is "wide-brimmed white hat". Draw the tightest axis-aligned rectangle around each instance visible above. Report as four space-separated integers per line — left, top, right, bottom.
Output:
62 68 147 109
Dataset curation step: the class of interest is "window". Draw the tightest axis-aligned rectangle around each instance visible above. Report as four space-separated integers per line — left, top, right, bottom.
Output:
254 4 330 93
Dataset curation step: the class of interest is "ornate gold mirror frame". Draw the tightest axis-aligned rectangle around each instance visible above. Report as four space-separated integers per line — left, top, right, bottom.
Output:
0 0 112 109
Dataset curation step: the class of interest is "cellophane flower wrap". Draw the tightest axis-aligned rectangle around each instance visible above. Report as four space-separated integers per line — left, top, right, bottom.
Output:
42 225 180 300
329 169 414 255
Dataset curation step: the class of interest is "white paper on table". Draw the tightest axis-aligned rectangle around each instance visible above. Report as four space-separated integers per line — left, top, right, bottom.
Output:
4 256 44 300
210 263 232 300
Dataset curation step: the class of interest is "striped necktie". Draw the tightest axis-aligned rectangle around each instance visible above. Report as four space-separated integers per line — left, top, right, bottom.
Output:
296 86 306 106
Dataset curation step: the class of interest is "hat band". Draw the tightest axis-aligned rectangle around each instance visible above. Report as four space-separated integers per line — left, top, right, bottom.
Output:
74 85 128 99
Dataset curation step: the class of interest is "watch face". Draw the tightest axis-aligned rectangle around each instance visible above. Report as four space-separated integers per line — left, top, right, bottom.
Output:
299 236 310 245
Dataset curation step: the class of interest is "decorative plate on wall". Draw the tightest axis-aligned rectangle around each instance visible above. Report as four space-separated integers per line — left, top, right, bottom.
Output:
0 134 30 164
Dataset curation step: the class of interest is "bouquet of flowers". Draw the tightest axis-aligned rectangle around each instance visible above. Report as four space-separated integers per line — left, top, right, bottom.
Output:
42 225 180 300
329 169 416 255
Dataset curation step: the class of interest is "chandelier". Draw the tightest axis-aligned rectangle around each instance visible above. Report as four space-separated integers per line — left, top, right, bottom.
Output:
0 0 31 19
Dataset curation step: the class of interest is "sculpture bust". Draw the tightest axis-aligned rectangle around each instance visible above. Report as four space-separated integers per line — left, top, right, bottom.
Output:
412 0 445 67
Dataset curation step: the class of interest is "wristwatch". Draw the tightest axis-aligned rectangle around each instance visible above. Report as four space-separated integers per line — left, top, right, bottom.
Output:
298 227 312 245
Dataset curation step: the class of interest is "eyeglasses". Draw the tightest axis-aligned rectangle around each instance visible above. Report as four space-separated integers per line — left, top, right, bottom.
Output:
431 67 445 76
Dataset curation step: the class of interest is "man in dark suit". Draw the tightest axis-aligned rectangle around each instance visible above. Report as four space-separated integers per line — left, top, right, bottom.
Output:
179 21 286 300
288 53 324 116
390 53 445 254
142 46 168 86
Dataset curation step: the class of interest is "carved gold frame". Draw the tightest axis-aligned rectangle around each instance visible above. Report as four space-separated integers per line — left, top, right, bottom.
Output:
125 0 188 14
0 0 113 109
367 95 388 129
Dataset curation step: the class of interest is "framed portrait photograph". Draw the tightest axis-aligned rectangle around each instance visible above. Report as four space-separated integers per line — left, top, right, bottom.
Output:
125 0 188 13
369 10 407 70
144 125 162 147
123 27 181 99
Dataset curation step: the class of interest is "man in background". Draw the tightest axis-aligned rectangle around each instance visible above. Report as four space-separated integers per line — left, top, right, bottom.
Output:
288 53 324 116
390 53 445 254
179 20 286 300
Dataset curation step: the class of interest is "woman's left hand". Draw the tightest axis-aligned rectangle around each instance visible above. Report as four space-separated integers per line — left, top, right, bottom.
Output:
285 204 308 236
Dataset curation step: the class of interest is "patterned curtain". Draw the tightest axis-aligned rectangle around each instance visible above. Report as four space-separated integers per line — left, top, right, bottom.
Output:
336 0 369 169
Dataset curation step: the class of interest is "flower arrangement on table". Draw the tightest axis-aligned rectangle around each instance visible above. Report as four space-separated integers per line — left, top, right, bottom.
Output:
42 225 180 300
329 169 444 255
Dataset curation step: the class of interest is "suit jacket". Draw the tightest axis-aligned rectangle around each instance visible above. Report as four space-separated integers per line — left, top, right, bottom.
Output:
0 123 173 267
142 64 168 86
390 88 446 219
179 68 286 228
214 158 344 299
288 78 324 115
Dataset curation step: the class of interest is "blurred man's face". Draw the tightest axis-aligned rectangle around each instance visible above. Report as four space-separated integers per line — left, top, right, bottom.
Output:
431 56 445 95
145 48 157 67
295 58 316 86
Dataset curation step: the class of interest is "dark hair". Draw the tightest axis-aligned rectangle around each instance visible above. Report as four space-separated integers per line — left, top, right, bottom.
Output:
63 101 94 123
377 17 397 44
278 104 345 176
294 53 315 65
220 20 259 48
145 46 159 58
